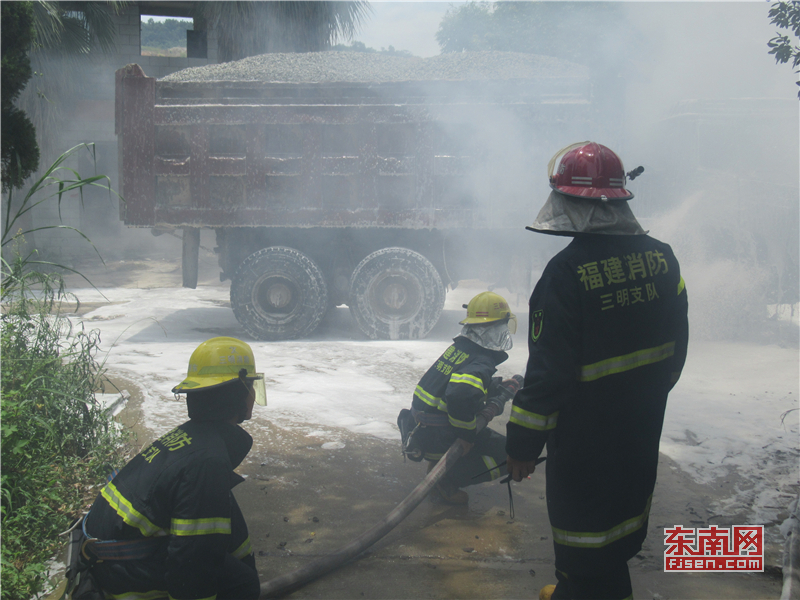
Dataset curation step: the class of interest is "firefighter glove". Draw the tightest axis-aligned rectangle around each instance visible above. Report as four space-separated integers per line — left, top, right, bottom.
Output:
487 376 504 397
493 375 523 403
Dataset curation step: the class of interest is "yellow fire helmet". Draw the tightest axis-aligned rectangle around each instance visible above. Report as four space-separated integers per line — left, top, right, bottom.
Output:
172 337 266 406
459 291 518 334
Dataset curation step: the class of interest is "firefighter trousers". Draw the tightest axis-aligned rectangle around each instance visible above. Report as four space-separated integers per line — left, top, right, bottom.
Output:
422 426 507 489
90 495 259 599
92 551 260 600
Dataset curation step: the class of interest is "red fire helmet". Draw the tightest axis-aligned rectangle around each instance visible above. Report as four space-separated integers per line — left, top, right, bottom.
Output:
548 141 634 200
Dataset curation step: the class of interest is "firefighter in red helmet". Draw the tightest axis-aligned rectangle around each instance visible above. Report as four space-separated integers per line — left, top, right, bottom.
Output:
506 142 689 600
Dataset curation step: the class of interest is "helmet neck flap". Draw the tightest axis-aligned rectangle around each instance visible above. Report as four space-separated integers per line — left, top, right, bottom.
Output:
527 190 647 237
461 320 513 352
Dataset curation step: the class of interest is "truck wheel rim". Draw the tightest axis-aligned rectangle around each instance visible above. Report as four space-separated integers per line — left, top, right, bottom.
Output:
255 276 298 316
366 273 421 322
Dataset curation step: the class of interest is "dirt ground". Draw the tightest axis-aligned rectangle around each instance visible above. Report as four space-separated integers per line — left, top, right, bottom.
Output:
73 249 786 600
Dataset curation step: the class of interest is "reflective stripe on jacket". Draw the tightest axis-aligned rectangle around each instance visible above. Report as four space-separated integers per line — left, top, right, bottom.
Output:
85 420 253 600
412 336 507 443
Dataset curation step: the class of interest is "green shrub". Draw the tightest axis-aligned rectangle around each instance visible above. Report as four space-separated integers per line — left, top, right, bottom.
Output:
0 145 125 599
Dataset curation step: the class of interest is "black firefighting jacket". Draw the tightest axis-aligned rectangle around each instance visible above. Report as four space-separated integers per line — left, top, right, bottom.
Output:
84 420 254 600
506 234 688 570
412 336 508 445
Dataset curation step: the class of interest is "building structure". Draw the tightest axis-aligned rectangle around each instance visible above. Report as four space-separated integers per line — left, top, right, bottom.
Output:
30 1 218 259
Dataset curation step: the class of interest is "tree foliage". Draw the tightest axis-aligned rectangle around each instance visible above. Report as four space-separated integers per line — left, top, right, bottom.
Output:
435 1 495 53
435 0 640 129
196 1 372 62
1 1 40 191
141 17 193 50
767 1 800 98
436 1 633 70
330 40 413 57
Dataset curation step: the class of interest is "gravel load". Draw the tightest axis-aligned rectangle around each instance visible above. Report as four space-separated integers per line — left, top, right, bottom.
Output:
159 51 588 83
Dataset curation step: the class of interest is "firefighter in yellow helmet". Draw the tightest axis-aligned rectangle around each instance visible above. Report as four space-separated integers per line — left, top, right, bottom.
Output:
399 291 524 504
80 337 266 600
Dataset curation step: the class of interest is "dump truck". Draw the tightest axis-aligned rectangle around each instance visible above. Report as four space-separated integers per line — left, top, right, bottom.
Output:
115 51 592 340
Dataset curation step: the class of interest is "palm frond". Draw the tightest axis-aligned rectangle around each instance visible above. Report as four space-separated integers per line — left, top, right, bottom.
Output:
31 1 63 51
55 12 94 54
32 1 121 54
198 1 372 62
74 1 120 53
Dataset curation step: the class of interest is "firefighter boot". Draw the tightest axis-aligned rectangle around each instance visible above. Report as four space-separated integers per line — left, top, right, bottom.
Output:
538 585 556 600
426 461 469 505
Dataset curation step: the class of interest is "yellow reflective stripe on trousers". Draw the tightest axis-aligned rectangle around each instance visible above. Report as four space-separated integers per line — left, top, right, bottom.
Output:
170 517 231 536
448 414 476 430
509 405 558 431
678 276 685 295
449 372 486 394
414 385 447 411
104 590 170 600
232 536 252 560
552 496 652 548
101 482 165 537
579 342 675 383
481 455 501 480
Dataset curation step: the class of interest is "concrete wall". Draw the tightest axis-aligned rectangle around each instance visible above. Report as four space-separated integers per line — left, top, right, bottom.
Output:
30 3 219 262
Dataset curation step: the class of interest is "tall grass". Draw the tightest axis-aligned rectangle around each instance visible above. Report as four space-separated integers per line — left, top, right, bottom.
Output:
1 145 126 598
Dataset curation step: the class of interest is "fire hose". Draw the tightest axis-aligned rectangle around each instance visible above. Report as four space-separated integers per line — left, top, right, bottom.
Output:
259 404 507 598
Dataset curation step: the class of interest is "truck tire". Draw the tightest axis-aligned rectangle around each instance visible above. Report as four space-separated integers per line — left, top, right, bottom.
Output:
230 247 328 341
349 247 445 340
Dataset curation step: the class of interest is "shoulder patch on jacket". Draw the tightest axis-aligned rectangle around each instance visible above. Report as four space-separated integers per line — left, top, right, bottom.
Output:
531 310 543 342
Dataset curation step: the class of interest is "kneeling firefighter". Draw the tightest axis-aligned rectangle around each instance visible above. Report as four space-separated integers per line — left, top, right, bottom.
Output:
399 292 524 505
69 337 267 600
